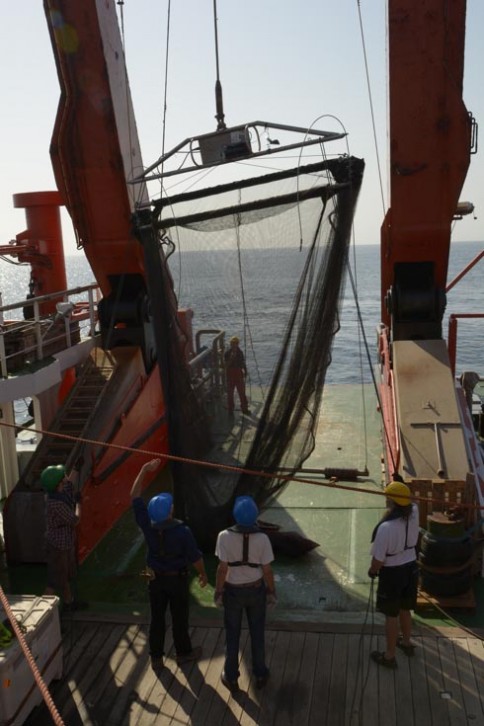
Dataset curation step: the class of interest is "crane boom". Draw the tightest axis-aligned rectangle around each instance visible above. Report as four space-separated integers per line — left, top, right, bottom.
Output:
381 0 472 340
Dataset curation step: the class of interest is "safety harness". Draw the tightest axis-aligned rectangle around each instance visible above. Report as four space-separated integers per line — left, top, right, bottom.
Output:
227 524 260 568
152 518 185 561
371 505 417 557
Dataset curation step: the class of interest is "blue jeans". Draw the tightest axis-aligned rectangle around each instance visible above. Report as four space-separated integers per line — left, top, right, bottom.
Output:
223 582 269 681
148 573 192 658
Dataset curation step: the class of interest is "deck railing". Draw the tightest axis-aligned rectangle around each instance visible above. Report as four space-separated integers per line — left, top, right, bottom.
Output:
0 284 100 378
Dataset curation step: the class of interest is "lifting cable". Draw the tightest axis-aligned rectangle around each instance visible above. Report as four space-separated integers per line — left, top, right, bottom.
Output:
354 0 395 474
348 245 370 475
356 0 386 218
346 261 398 474
160 0 172 191
116 0 138 205
337 123 370 475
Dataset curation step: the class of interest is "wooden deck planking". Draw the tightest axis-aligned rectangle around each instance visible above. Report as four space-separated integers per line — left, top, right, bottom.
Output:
407 636 431 726
448 638 482 725
395 642 418 726
344 633 367 726
360 633 378 726
437 638 467 726
277 631 306 726
257 630 291 726
308 632 334 726
23 622 484 726
293 632 319 726
421 635 452 725
327 632 348 726
465 638 484 716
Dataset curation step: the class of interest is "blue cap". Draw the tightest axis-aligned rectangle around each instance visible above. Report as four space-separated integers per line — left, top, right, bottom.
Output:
233 495 258 527
148 493 173 523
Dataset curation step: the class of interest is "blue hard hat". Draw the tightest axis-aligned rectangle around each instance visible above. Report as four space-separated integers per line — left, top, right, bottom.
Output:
148 493 173 523
233 496 258 527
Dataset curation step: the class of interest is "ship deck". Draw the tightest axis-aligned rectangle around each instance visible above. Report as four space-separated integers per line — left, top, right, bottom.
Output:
4 383 484 723
24 613 484 726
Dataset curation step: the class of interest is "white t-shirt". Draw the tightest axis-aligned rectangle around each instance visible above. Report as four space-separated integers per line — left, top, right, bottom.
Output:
215 529 274 585
370 504 419 567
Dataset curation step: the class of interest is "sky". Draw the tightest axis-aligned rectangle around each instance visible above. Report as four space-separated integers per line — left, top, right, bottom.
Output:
1 0 483 257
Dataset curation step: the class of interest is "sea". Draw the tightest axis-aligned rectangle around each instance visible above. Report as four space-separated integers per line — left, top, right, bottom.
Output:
1 241 482 389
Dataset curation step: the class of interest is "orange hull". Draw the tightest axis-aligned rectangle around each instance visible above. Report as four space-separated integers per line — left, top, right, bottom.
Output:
77 367 169 562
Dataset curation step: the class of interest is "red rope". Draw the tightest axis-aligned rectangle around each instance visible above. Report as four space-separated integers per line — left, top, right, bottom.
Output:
0 419 481 510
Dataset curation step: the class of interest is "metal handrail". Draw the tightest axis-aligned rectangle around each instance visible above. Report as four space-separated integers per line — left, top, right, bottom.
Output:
0 284 100 378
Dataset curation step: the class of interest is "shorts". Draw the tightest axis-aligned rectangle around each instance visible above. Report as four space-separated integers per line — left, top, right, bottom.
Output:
375 561 418 617
46 542 77 591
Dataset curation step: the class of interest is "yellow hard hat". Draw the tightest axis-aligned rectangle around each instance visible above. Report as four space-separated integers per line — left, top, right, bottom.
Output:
230 336 240 344
384 481 411 506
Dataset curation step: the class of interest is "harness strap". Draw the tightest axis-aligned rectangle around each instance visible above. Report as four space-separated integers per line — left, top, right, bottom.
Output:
228 532 260 568
153 520 184 560
386 516 416 557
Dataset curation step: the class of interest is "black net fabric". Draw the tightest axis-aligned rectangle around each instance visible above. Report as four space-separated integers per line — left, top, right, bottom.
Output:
148 155 364 547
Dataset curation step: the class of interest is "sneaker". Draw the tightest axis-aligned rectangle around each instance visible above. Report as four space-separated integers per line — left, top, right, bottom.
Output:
176 645 202 665
221 672 239 693
370 650 398 669
150 656 164 673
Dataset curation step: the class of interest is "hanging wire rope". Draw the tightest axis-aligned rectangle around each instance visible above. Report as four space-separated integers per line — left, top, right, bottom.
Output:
356 0 386 217
160 0 172 194
116 0 136 193
346 262 397 474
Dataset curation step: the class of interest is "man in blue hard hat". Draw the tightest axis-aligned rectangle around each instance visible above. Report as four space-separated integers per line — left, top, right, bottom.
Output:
41 457 86 612
131 459 208 674
214 495 276 692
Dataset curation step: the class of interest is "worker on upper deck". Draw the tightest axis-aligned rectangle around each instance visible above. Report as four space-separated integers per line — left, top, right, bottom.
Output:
224 335 250 415
368 480 419 668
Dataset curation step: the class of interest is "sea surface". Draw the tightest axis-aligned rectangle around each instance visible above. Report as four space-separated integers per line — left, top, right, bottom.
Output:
1 241 482 388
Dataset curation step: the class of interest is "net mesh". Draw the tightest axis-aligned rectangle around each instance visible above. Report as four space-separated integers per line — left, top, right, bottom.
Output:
143 155 364 547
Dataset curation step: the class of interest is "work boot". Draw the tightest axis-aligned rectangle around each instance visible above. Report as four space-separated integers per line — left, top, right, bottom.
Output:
150 656 164 673
221 672 239 693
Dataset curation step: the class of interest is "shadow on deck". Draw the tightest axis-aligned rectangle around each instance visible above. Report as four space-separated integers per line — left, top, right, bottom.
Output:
24 612 484 726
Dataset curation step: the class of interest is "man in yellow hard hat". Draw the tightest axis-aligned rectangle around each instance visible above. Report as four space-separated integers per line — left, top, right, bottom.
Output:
368 479 419 668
